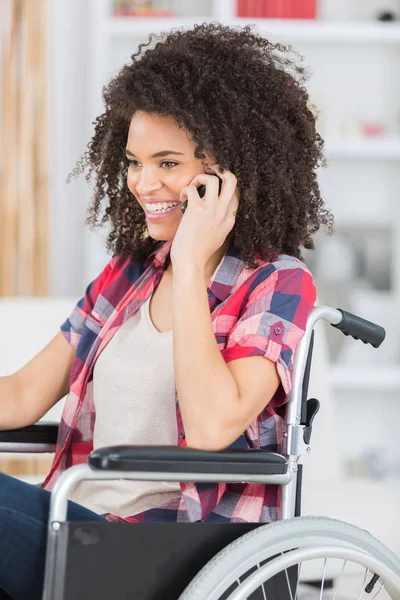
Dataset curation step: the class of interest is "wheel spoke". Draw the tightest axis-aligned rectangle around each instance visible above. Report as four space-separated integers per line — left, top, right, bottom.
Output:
182 516 400 600
319 558 327 600
294 562 302 600
232 556 392 600
357 569 369 600
370 583 385 599
256 564 268 600
281 553 294 600
332 560 347 600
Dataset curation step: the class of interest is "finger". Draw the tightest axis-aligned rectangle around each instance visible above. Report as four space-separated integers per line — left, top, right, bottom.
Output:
185 174 220 209
231 192 240 219
180 181 205 210
216 170 238 216
198 168 239 220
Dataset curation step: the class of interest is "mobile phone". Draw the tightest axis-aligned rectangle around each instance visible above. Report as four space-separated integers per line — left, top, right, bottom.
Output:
181 176 223 214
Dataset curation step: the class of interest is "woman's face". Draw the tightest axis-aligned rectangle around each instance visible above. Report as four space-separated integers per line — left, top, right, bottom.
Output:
126 111 212 241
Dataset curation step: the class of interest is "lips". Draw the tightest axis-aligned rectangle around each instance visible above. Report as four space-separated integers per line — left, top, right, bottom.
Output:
143 203 181 222
141 197 178 204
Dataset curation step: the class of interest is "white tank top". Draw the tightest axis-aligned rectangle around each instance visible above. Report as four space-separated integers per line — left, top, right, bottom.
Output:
69 292 181 517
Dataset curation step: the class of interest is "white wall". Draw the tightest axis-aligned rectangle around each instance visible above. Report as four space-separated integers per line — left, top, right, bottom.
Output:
48 0 93 296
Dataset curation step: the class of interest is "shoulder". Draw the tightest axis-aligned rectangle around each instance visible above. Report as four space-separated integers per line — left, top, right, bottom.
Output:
236 253 316 303
257 253 314 280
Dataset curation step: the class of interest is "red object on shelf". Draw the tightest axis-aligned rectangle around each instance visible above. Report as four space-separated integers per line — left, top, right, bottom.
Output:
248 0 258 17
238 0 270 17
277 0 286 18
245 0 318 19
237 0 248 17
270 0 279 18
361 123 386 137
254 0 265 18
267 0 274 17
262 0 270 17
292 0 317 19
282 0 292 18
308 0 318 19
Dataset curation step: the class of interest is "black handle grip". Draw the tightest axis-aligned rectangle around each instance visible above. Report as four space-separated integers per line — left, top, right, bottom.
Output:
331 309 386 348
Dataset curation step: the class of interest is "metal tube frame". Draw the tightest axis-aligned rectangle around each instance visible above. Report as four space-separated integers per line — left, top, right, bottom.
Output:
42 305 343 600
280 305 342 519
0 443 56 453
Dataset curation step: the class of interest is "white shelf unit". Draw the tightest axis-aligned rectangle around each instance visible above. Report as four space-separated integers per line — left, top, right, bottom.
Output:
324 136 400 160
106 17 400 44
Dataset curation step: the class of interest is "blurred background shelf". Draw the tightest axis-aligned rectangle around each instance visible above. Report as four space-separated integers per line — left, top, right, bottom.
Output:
238 19 400 42
324 136 400 159
106 18 400 44
331 365 400 390
106 15 204 35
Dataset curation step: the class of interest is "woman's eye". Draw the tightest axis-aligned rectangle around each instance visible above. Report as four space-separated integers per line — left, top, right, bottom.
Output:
126 159 139 168
125 158 178 169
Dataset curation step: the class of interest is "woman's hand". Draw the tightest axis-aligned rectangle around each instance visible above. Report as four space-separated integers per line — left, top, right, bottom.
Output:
170 165 240 271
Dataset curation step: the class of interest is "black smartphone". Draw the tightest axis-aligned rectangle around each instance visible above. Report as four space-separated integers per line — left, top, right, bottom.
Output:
181 176 223 214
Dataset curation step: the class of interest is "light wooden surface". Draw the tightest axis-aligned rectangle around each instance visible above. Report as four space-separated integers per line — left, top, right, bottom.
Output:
0 0 49 296
0 455 54 477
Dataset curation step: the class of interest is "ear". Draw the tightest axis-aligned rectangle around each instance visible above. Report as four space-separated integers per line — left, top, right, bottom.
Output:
203 154 217 174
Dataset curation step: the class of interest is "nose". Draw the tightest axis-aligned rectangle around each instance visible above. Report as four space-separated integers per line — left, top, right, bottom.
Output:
134 169 163 196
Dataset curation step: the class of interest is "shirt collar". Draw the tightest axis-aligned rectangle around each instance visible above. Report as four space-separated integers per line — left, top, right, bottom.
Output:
145 238 249 303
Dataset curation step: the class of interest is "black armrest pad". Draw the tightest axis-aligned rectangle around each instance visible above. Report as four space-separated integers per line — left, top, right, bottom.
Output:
89 445 287 475
0 422 59 444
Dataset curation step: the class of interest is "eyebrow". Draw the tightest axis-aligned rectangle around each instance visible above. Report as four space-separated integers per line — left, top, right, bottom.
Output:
125 149 185 158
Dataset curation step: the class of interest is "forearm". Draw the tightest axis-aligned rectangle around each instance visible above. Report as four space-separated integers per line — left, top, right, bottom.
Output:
0 375 25 430
172 267 241 450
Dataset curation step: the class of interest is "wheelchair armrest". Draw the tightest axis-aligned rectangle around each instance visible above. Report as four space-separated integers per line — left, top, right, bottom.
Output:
0 422 59 453
89 445 287 475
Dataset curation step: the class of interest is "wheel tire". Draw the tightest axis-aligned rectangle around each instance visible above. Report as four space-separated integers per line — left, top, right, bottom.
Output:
179 516 400 600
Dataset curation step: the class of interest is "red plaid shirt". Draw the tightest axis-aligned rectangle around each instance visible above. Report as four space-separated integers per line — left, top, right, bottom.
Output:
41 239 316 523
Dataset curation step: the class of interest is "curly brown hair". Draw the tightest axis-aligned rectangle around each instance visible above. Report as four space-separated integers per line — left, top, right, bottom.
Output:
68 22 334 272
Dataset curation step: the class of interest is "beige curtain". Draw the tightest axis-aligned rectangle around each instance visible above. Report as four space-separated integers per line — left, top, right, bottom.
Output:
0 0 49 296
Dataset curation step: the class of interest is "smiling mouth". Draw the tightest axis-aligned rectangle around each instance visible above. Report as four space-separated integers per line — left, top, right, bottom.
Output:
144 202 180 214
143 203 181 220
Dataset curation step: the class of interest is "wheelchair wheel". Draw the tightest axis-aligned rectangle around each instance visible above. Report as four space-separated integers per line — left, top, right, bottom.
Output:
179 516 400 600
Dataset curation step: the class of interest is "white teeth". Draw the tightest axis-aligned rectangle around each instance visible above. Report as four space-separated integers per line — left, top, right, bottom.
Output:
145 202 178 213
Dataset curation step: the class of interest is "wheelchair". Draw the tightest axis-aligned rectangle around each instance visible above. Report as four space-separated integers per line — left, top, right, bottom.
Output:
1 305 399 599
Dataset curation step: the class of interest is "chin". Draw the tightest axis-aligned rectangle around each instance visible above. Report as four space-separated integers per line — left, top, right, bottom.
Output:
147 227 176 242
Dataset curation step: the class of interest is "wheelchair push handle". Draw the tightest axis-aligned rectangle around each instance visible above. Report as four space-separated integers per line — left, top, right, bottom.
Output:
331 308 386 348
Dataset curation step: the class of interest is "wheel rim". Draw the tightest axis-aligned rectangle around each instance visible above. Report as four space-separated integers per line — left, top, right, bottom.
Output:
180 518 400 600
220 546 400 600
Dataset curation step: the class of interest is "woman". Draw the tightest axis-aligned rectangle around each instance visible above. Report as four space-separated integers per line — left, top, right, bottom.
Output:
0 22 333 599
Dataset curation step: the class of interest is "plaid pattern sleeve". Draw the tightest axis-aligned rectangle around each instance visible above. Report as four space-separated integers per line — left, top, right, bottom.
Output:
60 259 114 350
221 256 316 400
